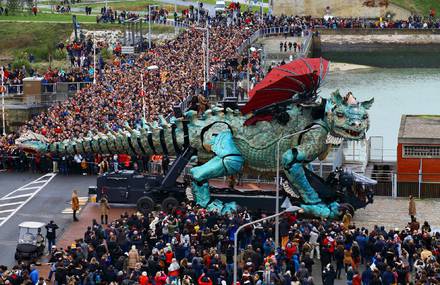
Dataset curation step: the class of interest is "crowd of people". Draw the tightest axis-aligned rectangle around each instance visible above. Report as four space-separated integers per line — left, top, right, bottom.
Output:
1 197 439 285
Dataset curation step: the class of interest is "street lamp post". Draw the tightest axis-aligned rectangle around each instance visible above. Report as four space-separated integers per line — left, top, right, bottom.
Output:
93 32 96 85
195 25 209 92
233 206 302 285
1 67 5 136
274 125 320 248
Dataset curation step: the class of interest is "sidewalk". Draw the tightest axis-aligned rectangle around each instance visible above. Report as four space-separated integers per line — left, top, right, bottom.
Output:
37 203 136 283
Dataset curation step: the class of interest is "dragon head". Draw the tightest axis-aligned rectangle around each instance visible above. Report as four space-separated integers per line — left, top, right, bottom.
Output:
15 131 50 153
326 91 373 140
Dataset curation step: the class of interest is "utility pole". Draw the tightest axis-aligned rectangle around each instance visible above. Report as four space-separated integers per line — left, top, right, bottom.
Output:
141 73 146 120
205 22 209 94
93 32 96 85
1 67 6 136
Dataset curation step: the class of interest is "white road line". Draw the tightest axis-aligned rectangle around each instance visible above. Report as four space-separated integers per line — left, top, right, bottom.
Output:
31 180 49 183
16 187 41 191
0 202 23 207
1 193 33 200
0 173 57 227
0 209 15 214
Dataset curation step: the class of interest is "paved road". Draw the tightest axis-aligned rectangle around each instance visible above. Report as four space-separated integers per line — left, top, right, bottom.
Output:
0 172 94 266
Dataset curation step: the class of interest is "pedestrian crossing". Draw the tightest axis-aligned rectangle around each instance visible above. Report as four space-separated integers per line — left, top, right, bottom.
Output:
0 173 57 227
61 197 88 214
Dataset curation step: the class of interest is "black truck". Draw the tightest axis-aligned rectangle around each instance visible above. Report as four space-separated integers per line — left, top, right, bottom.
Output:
95 146 376 216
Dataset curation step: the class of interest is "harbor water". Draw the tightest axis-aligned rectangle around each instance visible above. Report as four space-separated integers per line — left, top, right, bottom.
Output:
320 67 440 159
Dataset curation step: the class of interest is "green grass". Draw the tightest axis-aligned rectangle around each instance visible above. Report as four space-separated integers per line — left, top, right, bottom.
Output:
0 20 175 65
0 12 97 23
390 0 439 15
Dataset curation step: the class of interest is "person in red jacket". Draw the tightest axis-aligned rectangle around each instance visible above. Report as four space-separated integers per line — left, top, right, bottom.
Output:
155 271 167 285
139 271 149 285
352 270 362 285
285 242 297 260
198 273 213 285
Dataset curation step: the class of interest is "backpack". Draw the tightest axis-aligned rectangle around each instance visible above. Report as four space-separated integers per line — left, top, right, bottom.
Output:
95 273 102 284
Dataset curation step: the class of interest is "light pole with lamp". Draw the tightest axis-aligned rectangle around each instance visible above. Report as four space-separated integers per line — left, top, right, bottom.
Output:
247 46 256 94
274 125 320 248
195 24 209 92
93 31 96 85
0 67 5 136
148 5 159 49
233 205 302 285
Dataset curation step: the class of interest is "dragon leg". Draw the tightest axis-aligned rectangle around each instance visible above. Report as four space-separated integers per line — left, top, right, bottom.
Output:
190 130 244 214
282 148 340 219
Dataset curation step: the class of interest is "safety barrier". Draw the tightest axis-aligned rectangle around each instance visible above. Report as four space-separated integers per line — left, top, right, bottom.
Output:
236 27 312 58
3 84 24 96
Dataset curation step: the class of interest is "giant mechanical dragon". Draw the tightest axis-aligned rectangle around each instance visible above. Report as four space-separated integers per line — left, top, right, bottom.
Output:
17 90 373 219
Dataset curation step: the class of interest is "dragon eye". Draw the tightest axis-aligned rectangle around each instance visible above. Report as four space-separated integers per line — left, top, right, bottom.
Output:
363 114 369 119
336 112 344 118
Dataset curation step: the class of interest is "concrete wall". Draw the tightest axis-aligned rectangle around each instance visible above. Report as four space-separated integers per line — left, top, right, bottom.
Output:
273 0 410 19
314 29 440 52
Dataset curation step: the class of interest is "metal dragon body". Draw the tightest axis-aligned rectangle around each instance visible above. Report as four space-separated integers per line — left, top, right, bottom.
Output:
17 91 373 219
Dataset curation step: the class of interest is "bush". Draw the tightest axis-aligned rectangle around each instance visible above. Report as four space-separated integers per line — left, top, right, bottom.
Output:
54 48 67 61
100 47 112 60
11 58 31 71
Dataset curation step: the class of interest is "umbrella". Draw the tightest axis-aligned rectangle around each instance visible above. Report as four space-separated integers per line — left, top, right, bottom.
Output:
241 57 330 115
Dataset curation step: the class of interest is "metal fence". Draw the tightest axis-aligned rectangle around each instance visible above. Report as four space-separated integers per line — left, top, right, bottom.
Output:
236 27 313 58
4 85 24 96
41 82 92 94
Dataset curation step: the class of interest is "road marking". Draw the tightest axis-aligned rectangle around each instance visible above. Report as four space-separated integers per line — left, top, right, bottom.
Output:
0 202 22 207
61 207 82 214
61 197 88 214
1 193 33 200
16 187 41 191
0 173 57 227
0 209 15 214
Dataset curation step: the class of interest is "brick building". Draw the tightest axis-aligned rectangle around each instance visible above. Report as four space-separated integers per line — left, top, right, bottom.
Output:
397 115 440 183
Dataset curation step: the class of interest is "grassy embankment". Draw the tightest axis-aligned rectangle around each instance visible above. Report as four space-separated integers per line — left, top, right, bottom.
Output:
0 18 175 71
390 0 439 15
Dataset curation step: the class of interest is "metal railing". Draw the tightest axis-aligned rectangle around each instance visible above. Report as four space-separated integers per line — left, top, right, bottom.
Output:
4 84 24 96
41 82 92 94
236 27 312 58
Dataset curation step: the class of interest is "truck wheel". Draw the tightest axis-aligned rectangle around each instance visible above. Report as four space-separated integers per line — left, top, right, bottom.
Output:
137 196 154 214
340 203 355 217
161 196 179 211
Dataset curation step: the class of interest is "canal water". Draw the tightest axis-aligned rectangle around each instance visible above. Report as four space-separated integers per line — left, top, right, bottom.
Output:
320 67 440 158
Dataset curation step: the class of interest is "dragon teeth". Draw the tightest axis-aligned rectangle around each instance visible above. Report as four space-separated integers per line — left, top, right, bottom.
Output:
326 134 344 145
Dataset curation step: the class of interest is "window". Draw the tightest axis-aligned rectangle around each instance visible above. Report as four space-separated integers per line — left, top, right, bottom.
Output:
403 145 440 158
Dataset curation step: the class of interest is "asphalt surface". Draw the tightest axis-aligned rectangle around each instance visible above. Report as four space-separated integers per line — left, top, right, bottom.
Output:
0 171 95 266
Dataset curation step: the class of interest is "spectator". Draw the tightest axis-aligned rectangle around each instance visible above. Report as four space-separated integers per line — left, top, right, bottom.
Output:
71 190 80 221
45 220 59 250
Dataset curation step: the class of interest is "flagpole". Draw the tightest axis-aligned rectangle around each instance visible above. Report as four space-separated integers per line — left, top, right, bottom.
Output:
141 73 146 121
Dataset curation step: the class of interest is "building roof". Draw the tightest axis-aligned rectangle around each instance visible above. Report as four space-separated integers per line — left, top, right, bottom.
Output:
398 115 440 144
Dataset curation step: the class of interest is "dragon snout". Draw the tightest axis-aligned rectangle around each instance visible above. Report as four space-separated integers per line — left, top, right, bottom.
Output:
350 120 362 128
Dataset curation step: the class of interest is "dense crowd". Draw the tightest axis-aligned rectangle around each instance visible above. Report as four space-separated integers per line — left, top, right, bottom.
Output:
2 9 440 148
1 200 439 285
18 15 259 142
